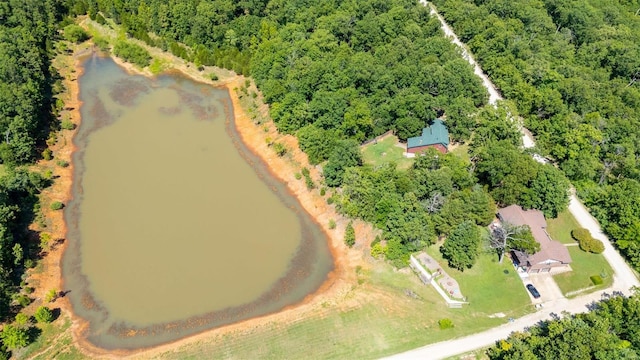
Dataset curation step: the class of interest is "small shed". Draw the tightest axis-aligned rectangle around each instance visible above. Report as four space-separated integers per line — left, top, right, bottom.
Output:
406 119 449 154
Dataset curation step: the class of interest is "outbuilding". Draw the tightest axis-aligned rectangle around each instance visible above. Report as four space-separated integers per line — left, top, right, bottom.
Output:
406 119 449 154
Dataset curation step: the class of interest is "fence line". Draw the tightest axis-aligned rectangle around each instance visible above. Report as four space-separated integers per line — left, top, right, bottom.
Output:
410 255 469 308
360 130 395 146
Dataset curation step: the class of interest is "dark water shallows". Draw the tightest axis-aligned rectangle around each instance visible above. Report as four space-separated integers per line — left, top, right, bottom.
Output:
62 55 333 349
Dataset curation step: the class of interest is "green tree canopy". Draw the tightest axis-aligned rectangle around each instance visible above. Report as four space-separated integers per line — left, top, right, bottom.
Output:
440 220 481 271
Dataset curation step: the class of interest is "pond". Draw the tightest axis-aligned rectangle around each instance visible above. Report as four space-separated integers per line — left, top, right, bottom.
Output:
62 54 333 350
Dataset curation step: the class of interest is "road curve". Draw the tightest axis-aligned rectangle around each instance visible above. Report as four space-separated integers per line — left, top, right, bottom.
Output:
386 2 640 359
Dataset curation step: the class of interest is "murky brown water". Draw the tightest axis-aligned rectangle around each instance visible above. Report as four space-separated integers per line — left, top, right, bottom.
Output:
62 54 333 349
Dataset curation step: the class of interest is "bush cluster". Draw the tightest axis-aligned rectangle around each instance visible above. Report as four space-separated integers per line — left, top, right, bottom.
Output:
590 275 604 286
571 228 605 254
113 41 151 68
438 318 454 330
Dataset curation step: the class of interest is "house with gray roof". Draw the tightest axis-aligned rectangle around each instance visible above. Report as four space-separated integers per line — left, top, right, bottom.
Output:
406 119 449 154
497 205 572 273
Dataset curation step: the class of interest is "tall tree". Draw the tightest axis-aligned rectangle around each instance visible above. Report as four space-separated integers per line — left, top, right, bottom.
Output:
441 220 481 270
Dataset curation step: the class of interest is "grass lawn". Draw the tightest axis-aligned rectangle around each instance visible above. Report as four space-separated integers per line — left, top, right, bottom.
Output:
425 245 532 317
449 143 470 163
361 135 414 170
553 246 613 296
546 210 581 244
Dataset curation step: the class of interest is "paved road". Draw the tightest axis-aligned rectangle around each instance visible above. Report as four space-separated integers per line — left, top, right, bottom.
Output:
387 3 640 359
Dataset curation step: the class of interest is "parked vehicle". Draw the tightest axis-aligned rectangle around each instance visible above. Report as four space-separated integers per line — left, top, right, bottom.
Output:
526 284 541 299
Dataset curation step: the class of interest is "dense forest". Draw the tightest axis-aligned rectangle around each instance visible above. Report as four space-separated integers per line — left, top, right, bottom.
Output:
487 292 640 359
0 0 83 356
79 0 572 265
0 0 637 356
431 0 640 270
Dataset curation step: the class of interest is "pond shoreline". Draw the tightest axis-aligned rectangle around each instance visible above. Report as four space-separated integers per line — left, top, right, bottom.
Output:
44 39 373 357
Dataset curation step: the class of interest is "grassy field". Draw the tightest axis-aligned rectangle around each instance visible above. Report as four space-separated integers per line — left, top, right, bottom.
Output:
157 260 527 359
361 135 414 170
21 260 530 360
546 210 581 244
554 246 613 296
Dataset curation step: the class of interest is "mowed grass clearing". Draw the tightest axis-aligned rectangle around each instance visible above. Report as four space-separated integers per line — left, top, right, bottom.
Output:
554 246 613 296
546 210 581 244
547 210 613 296
361 135 414 170
425 244 532 317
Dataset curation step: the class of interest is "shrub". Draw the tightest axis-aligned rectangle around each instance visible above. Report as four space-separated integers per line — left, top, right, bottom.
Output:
63 24 89 43
580 237 605 254
93 36 110 51
344 221 356 247
572 228 605 253
320 188 326 196
15 295 30 307
210 73 219 81
272 142 288 157
41 149 52 161
0 325 29 349
45 289 58 303
61 120 76 130
46 132 58 146
24 259 35 269
14 313 30 327
370 243 386 258
50 201 64 210
113 41 151 67
294 173 302 180
571 228 591 242
34 306 54 323
328 219 336 229
590 275 604 285
438 318 454 329
571 228 604 254
56 159 69 168
301 167 315 189
40 232 51 249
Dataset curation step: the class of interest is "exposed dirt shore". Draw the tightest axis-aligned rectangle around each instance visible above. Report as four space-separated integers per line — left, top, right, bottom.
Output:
25 43 94 356
34 35 376 358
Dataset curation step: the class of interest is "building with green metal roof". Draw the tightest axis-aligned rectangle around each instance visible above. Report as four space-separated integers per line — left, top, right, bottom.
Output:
406 119 449 154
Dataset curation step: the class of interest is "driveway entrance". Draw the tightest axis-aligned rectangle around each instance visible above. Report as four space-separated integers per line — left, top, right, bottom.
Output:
527 273 564 304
